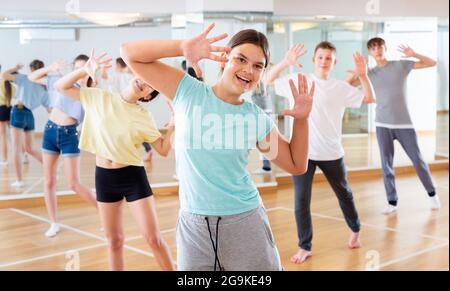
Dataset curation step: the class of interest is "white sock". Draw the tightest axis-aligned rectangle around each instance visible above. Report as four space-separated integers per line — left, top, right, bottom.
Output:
11 180 24 188
429 195 441 210
381 204 397 215
45 223 60 237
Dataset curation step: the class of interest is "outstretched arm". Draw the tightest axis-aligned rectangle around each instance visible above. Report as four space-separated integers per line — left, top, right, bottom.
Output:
352 52 375 104
258 74 314 175
1 64 23 81
265 44 306 85
150 102 175 157
121 23 230 100
28 60 69 85
398 45 437 69
55 50 111 100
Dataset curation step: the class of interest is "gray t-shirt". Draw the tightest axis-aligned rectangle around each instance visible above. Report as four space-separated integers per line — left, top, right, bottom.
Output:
368 60 415 127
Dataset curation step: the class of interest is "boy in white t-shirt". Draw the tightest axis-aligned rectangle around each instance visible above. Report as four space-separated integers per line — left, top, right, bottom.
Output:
266 41 376 264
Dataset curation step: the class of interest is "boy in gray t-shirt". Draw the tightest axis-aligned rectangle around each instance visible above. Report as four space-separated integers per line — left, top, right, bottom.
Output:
355 37 440 214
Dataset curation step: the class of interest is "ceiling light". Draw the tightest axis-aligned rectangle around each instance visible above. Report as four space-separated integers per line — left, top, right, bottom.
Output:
69 12 142 26
291 22 319 32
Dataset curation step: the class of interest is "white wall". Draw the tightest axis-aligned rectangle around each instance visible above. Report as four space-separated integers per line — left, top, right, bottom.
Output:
437 27 449 111
274 0 449 17
0 25 175 132
188 0 273 13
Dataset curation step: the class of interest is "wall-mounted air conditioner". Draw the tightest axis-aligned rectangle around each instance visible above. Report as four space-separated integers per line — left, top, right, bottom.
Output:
19 28 76 44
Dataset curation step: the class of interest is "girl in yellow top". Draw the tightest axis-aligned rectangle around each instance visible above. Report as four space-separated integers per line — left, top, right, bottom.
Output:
55 50 175 271
0 70 16 165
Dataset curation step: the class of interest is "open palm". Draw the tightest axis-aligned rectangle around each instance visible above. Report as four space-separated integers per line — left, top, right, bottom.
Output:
284 44 306 68
84 49 112 84
398 44 415 58
353 52 368 78
281 74 314 120
181 23 231 78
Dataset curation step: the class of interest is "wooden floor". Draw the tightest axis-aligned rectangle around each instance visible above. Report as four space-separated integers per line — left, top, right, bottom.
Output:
0 131 444 199
0 169 447 271
0 113 448 270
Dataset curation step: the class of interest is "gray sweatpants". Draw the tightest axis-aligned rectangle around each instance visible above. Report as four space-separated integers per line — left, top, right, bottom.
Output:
376 127 436 203
176 206 282 271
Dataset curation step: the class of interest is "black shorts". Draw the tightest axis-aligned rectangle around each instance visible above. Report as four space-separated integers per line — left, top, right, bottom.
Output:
95 165 153 203
0 105 11 122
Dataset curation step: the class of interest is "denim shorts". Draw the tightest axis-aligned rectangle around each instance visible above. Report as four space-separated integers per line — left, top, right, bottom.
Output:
42 120 80 157
10 106 35 132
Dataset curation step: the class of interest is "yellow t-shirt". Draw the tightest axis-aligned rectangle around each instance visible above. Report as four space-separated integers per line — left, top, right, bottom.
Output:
0 80 16 106
79 87 161 166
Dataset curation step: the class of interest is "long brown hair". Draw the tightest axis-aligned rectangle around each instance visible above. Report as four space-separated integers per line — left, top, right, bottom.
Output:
227 29 270 68
2 80 13 107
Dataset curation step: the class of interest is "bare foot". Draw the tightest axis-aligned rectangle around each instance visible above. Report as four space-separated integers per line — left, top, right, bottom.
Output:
290 248 312 264
348 232 361 249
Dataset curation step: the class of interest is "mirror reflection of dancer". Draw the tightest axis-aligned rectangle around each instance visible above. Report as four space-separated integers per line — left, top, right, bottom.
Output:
28 55 98 237
2 61 50 188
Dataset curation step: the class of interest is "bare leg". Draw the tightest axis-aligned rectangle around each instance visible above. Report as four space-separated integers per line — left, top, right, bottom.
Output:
23 131 42 163
0 121 9 163
11 127 23 182
63 156 97 208
98 200 125 270
128 196 175 270
43 153 60 223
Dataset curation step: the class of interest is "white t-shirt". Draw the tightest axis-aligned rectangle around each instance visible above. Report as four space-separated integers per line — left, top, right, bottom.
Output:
275 73 364 161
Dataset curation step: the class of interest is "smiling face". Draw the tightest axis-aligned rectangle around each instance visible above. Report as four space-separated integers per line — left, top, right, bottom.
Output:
221 43 266 96
313 48 336 75
130 77 153 99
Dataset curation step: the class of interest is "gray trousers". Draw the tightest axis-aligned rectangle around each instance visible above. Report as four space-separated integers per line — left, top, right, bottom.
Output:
376 127 435 203
176 206 282 271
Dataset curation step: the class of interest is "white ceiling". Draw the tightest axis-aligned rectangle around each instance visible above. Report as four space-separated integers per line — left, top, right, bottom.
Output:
0 0 448 22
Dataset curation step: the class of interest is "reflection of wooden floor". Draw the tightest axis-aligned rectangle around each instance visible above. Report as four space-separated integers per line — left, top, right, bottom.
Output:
0 169 447 271
0 131 444 198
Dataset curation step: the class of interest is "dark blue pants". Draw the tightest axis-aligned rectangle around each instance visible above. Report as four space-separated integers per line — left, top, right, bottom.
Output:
292 158 360 251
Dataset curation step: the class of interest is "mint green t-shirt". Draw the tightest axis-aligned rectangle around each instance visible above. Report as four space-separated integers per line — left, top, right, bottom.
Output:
173 75 275 216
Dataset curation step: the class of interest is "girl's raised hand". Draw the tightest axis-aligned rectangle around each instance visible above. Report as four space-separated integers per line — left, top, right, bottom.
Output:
181 23 231 78
281 73 315 120
84 49 112 84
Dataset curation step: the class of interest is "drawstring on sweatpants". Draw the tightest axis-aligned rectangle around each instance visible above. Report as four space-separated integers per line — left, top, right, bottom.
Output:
205 216 223 271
